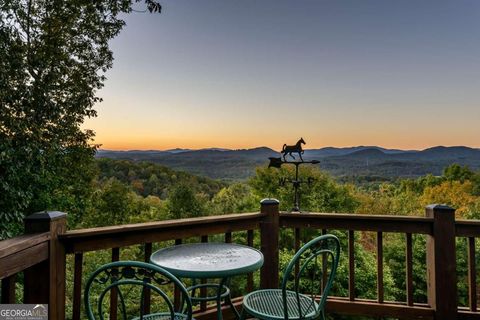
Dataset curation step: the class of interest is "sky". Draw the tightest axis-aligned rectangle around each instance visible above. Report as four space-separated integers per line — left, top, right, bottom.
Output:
83 0 480 151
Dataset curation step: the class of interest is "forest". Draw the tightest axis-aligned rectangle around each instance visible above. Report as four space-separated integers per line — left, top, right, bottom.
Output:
78 158 480 228
49 158 480 317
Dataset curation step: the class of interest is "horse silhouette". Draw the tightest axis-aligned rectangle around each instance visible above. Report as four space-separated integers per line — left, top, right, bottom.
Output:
282 138 306 161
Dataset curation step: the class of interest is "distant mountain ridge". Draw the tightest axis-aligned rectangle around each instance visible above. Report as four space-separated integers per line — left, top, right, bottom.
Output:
96 145 480 180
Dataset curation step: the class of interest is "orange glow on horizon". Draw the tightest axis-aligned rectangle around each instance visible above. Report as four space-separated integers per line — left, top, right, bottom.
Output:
92 137 480 152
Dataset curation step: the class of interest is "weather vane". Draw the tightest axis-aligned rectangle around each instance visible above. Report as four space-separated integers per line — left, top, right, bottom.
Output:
268 138 319 212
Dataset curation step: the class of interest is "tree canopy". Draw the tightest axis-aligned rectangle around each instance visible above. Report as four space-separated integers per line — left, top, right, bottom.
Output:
0 0 160 238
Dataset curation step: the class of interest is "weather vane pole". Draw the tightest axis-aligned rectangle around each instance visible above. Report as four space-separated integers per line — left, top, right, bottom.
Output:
268 138 319 212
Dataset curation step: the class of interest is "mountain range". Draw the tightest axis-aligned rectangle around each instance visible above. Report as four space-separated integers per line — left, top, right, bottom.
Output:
96 146 480 181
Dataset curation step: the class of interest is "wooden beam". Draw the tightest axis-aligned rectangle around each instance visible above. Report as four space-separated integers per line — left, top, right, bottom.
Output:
426 204 457 319
24 211 67 320
62 218 261 253
456 220 480 237
0 232 49 259
280 213 433 234
1 274 16 303
0 242 48 279
260 199 279 289
325 298 434 319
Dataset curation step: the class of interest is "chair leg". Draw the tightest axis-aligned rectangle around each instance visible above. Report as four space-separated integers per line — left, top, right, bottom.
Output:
239 307 247 320
319 309 326 320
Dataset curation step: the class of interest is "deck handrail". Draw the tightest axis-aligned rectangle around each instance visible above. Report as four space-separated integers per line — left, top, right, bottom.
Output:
60 212 264 253
280 212 434 234
2 202 480 319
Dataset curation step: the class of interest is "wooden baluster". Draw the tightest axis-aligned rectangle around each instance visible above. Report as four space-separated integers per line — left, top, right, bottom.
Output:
406 233 413 306
348 230 355 301
174 239 183 310
200 236 208 311
247 230 254 292
72 253 83 320
377 232 384 303
225 232 232 243
468 237 477 312
110 247 120 320
144 243 153 315
1 274 16 304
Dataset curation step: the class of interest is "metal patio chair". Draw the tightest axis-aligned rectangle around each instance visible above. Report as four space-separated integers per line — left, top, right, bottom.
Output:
85 261 193 320
242 234 340 320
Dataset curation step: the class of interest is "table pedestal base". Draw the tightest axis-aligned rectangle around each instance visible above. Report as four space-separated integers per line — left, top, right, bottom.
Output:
187 278 241 320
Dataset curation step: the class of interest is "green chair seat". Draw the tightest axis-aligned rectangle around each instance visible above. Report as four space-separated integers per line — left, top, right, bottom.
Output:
132 312 194 320
243 289 318 320
241 234 340 320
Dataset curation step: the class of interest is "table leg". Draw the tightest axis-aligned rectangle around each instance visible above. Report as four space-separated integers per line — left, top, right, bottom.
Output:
186 278 239 320
216 278 227 320
222 278 241 320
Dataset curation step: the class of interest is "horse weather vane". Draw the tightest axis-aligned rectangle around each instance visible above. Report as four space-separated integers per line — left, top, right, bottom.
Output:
268 138 319 212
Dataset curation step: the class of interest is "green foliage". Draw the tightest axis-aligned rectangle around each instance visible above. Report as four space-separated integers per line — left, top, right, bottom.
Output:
96 158 226 199
166 184 205 219
0 0 159 239
210 183 258 214
57 160 480 320
249 166 358 213
443 164 474 182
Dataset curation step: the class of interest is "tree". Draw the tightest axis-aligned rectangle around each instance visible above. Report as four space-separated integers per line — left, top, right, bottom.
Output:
81 178 135 227
166 184 204 219
421 180 477 218
0 0 159 238
443 164 474 182
249 166 358 213
210 183 257 214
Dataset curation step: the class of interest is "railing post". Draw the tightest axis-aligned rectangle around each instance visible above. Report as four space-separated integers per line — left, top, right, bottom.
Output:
425 204 457 319
24 211 67 320
260 198 280 289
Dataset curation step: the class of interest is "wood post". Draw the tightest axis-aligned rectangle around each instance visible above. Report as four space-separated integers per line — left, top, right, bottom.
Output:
260 198 279 289
425 204 457 319
24 211 67 320
1 275 16 303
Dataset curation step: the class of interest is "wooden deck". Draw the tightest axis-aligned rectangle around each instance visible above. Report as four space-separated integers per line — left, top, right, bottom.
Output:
1 201 480 319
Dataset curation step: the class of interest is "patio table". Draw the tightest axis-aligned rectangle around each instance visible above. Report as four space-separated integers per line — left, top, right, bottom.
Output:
150 242 264 320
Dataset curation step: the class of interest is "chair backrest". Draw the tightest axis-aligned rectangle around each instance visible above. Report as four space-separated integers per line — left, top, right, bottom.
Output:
281 234 340 320
84 261 192 320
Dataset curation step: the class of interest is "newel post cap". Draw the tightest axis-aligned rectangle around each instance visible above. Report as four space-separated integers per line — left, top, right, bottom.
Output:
24 211 67 222
260 198 280 206
426 204 455 211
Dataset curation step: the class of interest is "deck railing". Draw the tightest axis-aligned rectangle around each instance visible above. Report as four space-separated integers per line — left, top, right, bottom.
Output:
1 200 480 320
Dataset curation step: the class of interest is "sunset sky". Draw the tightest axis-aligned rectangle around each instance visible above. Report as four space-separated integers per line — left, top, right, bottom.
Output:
84 0 480 151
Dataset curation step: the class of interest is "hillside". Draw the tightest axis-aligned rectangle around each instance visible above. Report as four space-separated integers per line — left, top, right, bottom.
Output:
96 146 480 180
97 147 279 180
96 158 227 198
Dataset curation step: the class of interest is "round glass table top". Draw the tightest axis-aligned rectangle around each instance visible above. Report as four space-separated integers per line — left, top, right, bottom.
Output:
150 242 264 278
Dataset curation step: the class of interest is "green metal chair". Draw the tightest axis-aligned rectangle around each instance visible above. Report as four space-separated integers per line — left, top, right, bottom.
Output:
242 234 340 320
85 261 193 320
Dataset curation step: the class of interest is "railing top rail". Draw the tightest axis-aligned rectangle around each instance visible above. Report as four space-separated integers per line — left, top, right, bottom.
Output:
455 219 480 237
0 232 50 279
280 212 434 234
0 232 50 259
61 212 263 239
60 212 264 253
